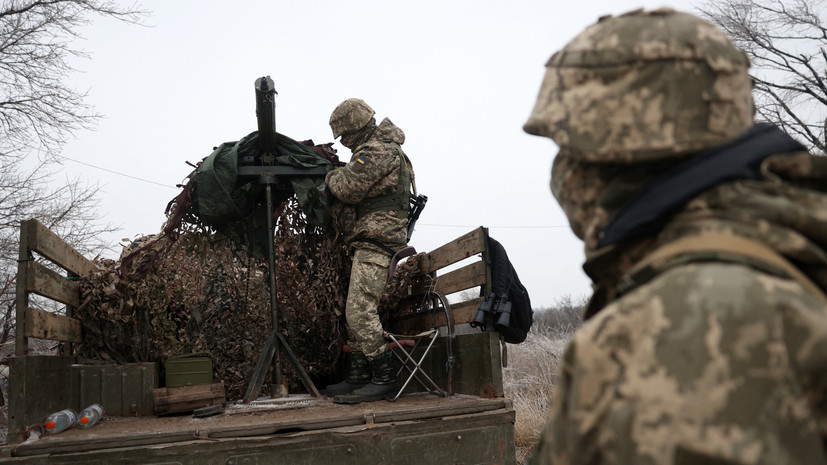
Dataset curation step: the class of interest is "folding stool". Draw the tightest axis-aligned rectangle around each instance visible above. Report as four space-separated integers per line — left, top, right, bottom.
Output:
385 329 446 401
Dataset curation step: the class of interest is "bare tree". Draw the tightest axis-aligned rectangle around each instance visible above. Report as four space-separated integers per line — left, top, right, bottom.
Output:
698 0 827 154
0 0 145 158
0 1 148 345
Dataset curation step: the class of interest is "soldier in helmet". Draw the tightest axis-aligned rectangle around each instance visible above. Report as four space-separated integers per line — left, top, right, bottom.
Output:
524 8 827 465
323 98 415 403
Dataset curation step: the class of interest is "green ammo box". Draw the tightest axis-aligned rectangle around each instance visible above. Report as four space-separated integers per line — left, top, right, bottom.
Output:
164 353 213 388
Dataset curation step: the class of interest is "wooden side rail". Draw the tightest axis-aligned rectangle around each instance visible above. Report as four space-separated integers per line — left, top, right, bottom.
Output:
15 219 94 355
9 220 160 444
390 227 492 333
419 227 489 275
387 227 506 398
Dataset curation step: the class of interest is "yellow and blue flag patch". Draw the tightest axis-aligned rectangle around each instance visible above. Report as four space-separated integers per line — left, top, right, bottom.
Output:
356 157 366 164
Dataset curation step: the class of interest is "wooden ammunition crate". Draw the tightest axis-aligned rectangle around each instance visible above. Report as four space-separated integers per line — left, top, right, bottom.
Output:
153 382 225 415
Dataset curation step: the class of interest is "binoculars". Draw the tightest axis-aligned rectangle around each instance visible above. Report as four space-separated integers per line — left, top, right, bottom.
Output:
470 293 512 332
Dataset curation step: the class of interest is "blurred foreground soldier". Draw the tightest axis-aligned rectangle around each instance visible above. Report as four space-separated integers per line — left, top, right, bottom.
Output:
523 8 827 465
323 98 414 403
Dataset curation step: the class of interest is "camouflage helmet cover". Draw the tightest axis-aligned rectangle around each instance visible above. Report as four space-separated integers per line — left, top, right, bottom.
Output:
329 98 376 138
523 8 753 162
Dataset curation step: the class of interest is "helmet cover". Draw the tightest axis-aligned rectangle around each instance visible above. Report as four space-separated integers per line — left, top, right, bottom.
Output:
330 98 376 138
524 8 753 162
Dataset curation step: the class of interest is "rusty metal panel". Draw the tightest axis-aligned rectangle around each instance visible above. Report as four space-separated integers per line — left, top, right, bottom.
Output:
7 356 75 444
400 331 504 397
224 443 362 465
69 363 158 416
0 406 516 464
391 424 513 464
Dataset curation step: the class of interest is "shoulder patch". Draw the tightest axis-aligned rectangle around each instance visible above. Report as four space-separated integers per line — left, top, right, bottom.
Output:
356 156 366 164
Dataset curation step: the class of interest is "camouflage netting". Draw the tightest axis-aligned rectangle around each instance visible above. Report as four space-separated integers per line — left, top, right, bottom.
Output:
74 194 428 401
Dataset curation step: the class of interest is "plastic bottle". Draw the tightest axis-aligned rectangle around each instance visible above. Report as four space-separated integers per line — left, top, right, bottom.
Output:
78 403 104 428
44 409 78 434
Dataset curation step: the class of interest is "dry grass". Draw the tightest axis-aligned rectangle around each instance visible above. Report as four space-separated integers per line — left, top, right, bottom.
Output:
504 296 585 464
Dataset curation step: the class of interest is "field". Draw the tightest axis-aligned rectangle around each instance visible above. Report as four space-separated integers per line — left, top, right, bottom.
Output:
503 296 585 464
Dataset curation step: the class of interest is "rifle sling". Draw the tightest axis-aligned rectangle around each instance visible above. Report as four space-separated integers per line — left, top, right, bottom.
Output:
599 123 806 248
619 233 827 305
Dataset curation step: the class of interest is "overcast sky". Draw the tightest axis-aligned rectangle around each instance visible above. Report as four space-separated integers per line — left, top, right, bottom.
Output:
58 0 696 309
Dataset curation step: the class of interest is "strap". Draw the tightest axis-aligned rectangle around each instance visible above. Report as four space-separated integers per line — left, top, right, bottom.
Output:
599 123 806 248
389 246 417 279
408 155 418 196
620 233 827 305
352 238 396 257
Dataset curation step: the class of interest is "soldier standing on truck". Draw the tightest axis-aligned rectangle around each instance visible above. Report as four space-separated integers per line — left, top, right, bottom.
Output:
523 8 827 465
322 98 415 403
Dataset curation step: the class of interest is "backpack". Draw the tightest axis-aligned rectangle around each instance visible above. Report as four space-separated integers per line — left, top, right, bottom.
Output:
481 237 533 344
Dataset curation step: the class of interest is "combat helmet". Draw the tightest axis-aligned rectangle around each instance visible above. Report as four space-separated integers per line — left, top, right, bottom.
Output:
329 98 376 138
523 8 753 162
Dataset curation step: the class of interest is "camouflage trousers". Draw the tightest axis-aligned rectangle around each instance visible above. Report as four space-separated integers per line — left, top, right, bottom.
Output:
345 247 390 359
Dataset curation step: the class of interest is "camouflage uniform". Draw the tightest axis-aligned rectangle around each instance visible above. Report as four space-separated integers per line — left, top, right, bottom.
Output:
326 116 410 358
524 8 827 465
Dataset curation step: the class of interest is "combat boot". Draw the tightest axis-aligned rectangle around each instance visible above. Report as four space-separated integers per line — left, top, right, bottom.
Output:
334 350 398 404
322 351 371 396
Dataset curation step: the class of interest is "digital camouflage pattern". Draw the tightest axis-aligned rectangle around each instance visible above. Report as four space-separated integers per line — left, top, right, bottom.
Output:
326 117 409 252
327 108 412 360
541 259 827 465
523 8 753 163
345 247 392 358
532 156 827 464
524 8 827 465
329 98 376 138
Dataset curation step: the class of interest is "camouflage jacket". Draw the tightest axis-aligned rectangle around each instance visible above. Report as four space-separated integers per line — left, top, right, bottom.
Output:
325 118 410 253
531 152 827 465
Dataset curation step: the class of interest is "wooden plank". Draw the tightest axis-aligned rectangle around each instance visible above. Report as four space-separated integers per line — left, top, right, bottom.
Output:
24 219 96 277
156 397 224 415
153 383 225 415
153 383 225 404
389 297 483 333
432 261 486 297
24 260 80 307
423 227 486 273
451 298 485 325
16 222 31 356
24 307 82 343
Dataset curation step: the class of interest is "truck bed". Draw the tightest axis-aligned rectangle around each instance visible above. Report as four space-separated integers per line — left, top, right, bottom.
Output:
0 394 516 464
9 222 516 463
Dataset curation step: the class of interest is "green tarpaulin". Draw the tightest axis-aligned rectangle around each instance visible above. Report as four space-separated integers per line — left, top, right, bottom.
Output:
192 131 333 257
